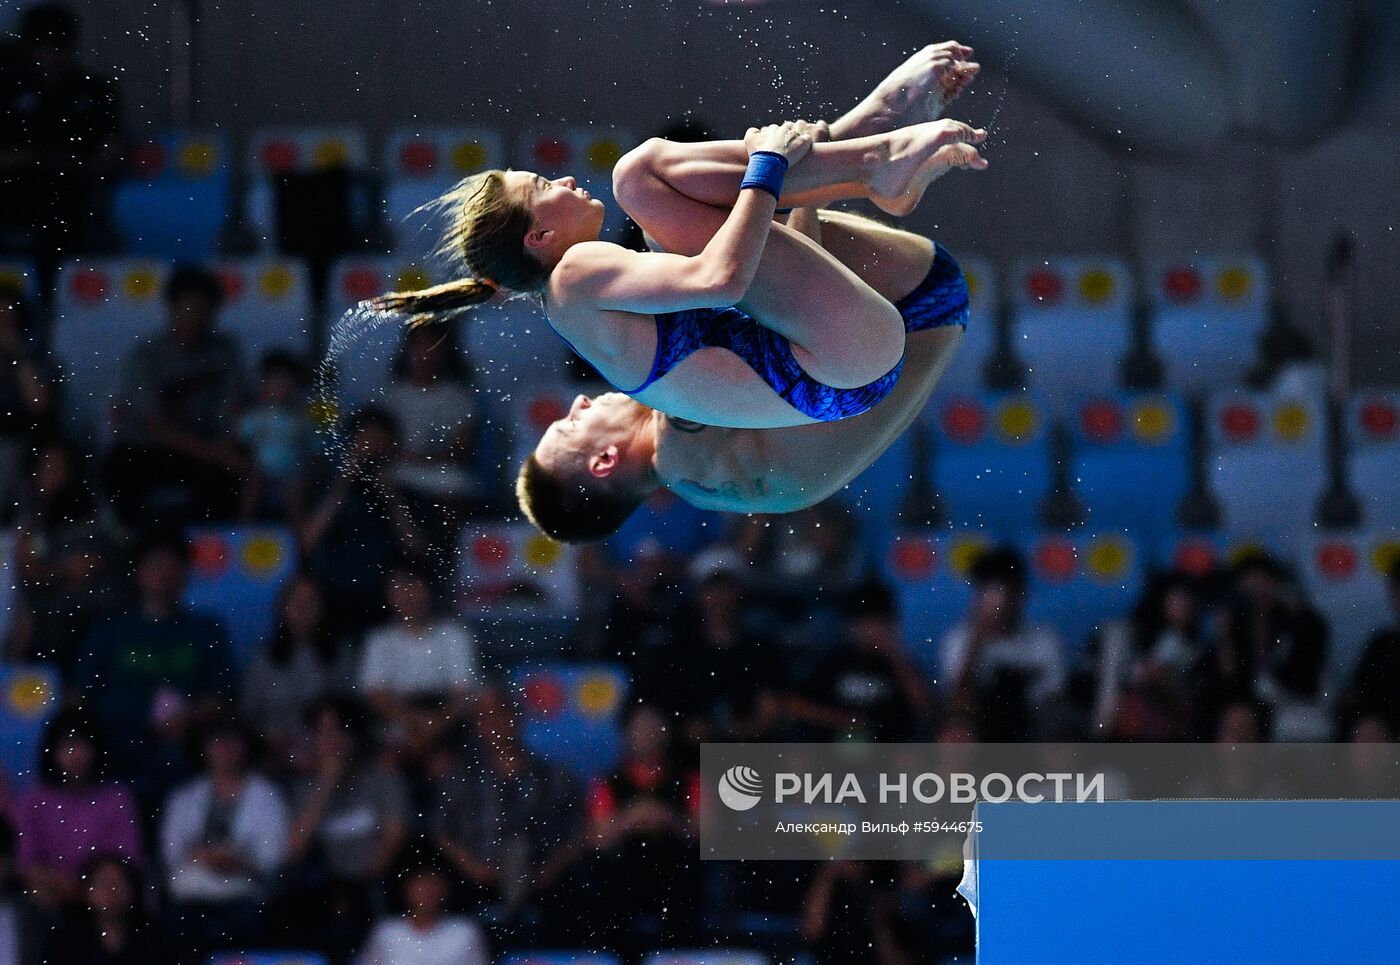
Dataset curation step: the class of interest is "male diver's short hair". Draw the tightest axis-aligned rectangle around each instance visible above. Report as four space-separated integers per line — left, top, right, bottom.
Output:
516 453 643 543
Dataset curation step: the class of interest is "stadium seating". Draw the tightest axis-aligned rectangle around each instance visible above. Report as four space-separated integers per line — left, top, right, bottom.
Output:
1150 529 1293 578
1008 256 1133 415
928 391 1054 539
643 952 770 965
1299 529 1400 676
510 662 629 780
184 527 299 667
1067 392 1190 541
1020 531 1146 653
841 427 917 561
244 126 370 246
1148 254 1269 395
1205 389 1326 558
516 126 635 240
1346 390 1400 529
501 953 623 965
381 125 506 257
112 131 231 258
214 257 314 366
457 519 580 617
0 664 60 790
209 954 328 965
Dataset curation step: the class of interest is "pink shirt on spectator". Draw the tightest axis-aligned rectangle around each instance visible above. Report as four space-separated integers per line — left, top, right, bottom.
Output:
13 782 143 873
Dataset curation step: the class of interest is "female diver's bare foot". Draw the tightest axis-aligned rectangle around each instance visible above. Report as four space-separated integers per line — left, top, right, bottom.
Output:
867 120 989 216
832 41 981 140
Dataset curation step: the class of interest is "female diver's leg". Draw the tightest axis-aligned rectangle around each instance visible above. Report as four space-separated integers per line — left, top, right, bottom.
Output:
615 157 906 391
618 120 985 218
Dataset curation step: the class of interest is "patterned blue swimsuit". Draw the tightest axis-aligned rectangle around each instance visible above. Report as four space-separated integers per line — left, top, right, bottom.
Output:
554 242 970 422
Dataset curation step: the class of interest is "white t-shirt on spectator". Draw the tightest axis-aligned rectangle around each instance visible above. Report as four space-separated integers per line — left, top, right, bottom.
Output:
159 773 290 903
938 620 1066 706
364 916 488 965
358 620 479 697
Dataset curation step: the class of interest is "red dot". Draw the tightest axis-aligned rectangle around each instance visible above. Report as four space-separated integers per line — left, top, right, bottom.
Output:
1081 400 1123 443
1173 540 1216 577
1221 403 1260 442
942 399 987 444
72 270 108 304
1317 542 1357 581
1359 401 1398 442
1035 539 1078 583
342 267 383 302
261 140 299 173
527 397 568 431
189 536 229 576
399 140 438 175
218 270 245 303
472 534 510 569
891 540 936 580
1025 269 1063 303
1163 266 1202 303
522 676 566 716
129 142 166 178
534 137 570 168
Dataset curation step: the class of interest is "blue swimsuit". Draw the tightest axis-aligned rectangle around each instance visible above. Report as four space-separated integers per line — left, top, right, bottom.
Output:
554 242 970 422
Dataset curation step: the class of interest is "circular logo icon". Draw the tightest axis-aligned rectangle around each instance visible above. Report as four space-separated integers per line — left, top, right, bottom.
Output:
718 766 764 812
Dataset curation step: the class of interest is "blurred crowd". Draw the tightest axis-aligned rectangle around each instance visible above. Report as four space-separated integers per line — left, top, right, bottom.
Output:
3 5 1399 965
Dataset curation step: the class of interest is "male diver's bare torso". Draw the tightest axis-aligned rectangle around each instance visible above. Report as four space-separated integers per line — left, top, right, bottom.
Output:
653 325 963 514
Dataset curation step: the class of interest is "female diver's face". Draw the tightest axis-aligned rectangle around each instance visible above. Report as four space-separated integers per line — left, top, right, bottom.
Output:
511 170 606 253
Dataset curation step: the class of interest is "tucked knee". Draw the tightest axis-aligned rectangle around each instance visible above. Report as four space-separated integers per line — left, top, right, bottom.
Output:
612 137 668 209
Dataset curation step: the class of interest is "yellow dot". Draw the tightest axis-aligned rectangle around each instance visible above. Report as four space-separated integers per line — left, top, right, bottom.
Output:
1228 541 1267 567
309 399 338 428
1078 269 1115 303
242 536 283 575
524 533 563 568
178 140 216 177
0 269 24 291
949 537 989 575
1372 540 1400 576
1087 538 1129 582
124 268 159 301
1217 266 1252 301
451 141 488 173
577 675 620 718
259 266 295 299
586 139 624 170
8 674 51 717
1274 403 1310 442
998 401 1038 441
1132 401 1173 444
313 139 350 168
397 267 431 291
964 271 980 300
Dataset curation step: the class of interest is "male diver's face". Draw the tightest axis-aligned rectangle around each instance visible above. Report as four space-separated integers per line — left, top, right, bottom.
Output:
511 170 606 253
535 393 634 480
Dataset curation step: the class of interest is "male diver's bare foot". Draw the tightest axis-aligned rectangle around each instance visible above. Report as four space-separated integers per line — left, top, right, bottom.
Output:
867 119 988 217
832 41 981 140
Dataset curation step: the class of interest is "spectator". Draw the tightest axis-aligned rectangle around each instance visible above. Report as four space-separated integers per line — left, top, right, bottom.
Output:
384 323 481 503
240 571 354 758
1207 554 1328 714
105 265 248 529
800 861 906 965
433 686 585 916
0 4 122 276
237 349 319 522
786 580 934 741
74 538 234 779
159 717 289 959
0 285 59 515
1335 561 1400 738
735 505 863 616
12 711 142 916
362 844 489 965
12 437 118 676
358 558 480 745
42 856 157 965
938 547 1065 740
300 407 425 635
581 703 700 953
281 697 409 961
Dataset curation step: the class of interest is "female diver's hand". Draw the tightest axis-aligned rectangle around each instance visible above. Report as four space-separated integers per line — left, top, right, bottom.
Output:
744 121 815 165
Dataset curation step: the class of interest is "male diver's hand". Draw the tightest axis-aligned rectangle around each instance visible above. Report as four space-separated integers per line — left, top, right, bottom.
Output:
745 121 814 165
